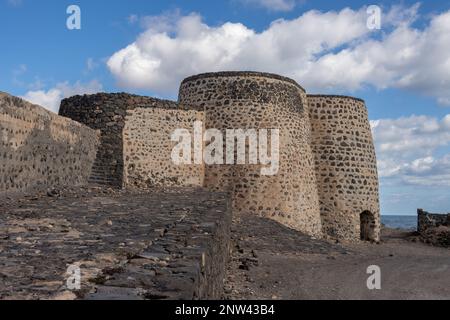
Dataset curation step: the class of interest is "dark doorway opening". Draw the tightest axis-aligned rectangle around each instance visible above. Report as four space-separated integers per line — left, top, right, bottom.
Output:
360 211 375 241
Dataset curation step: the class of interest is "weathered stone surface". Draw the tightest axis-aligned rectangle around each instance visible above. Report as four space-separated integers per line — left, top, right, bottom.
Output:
0 186 231 300
417 209 450 247
59 93 202 188
0 92 98 194
420 226 450 247
123 107 205 189
179 72 322 237
308 95 380 242
417 209 450 233
58 72 380 242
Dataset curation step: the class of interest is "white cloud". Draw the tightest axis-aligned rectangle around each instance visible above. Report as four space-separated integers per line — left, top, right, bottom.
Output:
371 115 450 156
21 80 103 113
239 0 299 12
108 8 370 94
371 114 450 186
399 155 450 186
107 5 450 105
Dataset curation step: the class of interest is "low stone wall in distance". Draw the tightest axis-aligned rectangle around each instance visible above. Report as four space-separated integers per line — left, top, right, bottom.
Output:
417 209 450 247
0 92 98 194
418 209 450 233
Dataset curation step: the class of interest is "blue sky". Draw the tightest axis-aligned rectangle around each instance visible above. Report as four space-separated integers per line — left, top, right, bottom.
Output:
1 0 450 215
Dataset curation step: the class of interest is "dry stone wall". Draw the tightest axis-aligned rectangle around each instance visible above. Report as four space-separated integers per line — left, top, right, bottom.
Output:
0 92 98 194
418 209 450 233
123 107 205 189
179 72 322 237
59 93 201 188
308 95 380 241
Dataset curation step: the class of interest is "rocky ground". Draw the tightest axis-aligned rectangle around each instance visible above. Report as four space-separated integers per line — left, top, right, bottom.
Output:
415 226 450 247
0 186 231 300
1 186 449 300
224 214 450 300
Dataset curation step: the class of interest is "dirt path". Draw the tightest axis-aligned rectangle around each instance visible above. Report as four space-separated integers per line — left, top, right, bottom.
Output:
224 215 450 300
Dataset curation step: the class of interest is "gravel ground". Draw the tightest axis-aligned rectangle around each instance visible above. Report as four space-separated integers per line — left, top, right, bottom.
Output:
225 214 450 300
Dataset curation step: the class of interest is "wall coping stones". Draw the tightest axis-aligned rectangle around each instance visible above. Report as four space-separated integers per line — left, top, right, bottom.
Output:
307 94 365 103
181 71 306 93
61 92 203 112
61 92 177 109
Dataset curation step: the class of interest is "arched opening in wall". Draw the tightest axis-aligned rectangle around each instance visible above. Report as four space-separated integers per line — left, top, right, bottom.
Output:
360 211 375 241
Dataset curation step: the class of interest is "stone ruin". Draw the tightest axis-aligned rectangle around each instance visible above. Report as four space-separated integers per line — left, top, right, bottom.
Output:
1 71 381 242
417 209 450 233
417 209 450 247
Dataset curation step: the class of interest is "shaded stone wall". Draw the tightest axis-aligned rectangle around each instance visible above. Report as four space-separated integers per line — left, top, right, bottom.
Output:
179 72 322 237
123 107 205 189
59 93 189 187
0 92 98 194
308 95 380 241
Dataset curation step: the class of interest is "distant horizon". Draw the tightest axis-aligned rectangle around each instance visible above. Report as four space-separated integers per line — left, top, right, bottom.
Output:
382 211 449 216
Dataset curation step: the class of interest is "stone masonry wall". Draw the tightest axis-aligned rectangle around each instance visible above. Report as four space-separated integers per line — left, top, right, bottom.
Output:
0 92 98 194
59 93 196 188
179 72 322 237
58 72 381 242
123 107 205 189
308 95 380 241
418 209 450 233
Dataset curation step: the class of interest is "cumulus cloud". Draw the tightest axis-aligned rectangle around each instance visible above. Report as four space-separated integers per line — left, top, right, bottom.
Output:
21 80 103 113
108 8 370 94
371 114 450 186
401 155 450 186
107 5 450 105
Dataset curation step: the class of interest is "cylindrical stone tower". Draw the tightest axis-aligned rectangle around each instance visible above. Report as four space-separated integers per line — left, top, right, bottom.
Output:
179 72 322 237
308 95 380 241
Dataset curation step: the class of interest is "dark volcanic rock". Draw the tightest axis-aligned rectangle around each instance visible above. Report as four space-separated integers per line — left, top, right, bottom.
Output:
0 186 232 300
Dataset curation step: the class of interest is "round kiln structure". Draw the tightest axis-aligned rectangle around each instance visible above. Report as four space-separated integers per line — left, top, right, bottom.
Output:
179 72 322 236
308 95 380 241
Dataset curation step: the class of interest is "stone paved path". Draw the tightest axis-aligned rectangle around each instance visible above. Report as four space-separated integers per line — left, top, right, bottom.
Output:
0 186 231 300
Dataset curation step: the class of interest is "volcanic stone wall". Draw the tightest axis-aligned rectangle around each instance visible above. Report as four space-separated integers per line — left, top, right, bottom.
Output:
179 72 322 237
0 92 98 194
58 73 381 242
60 93 203 189
418 209 450 233
308 95 380 241
123 107 205 189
